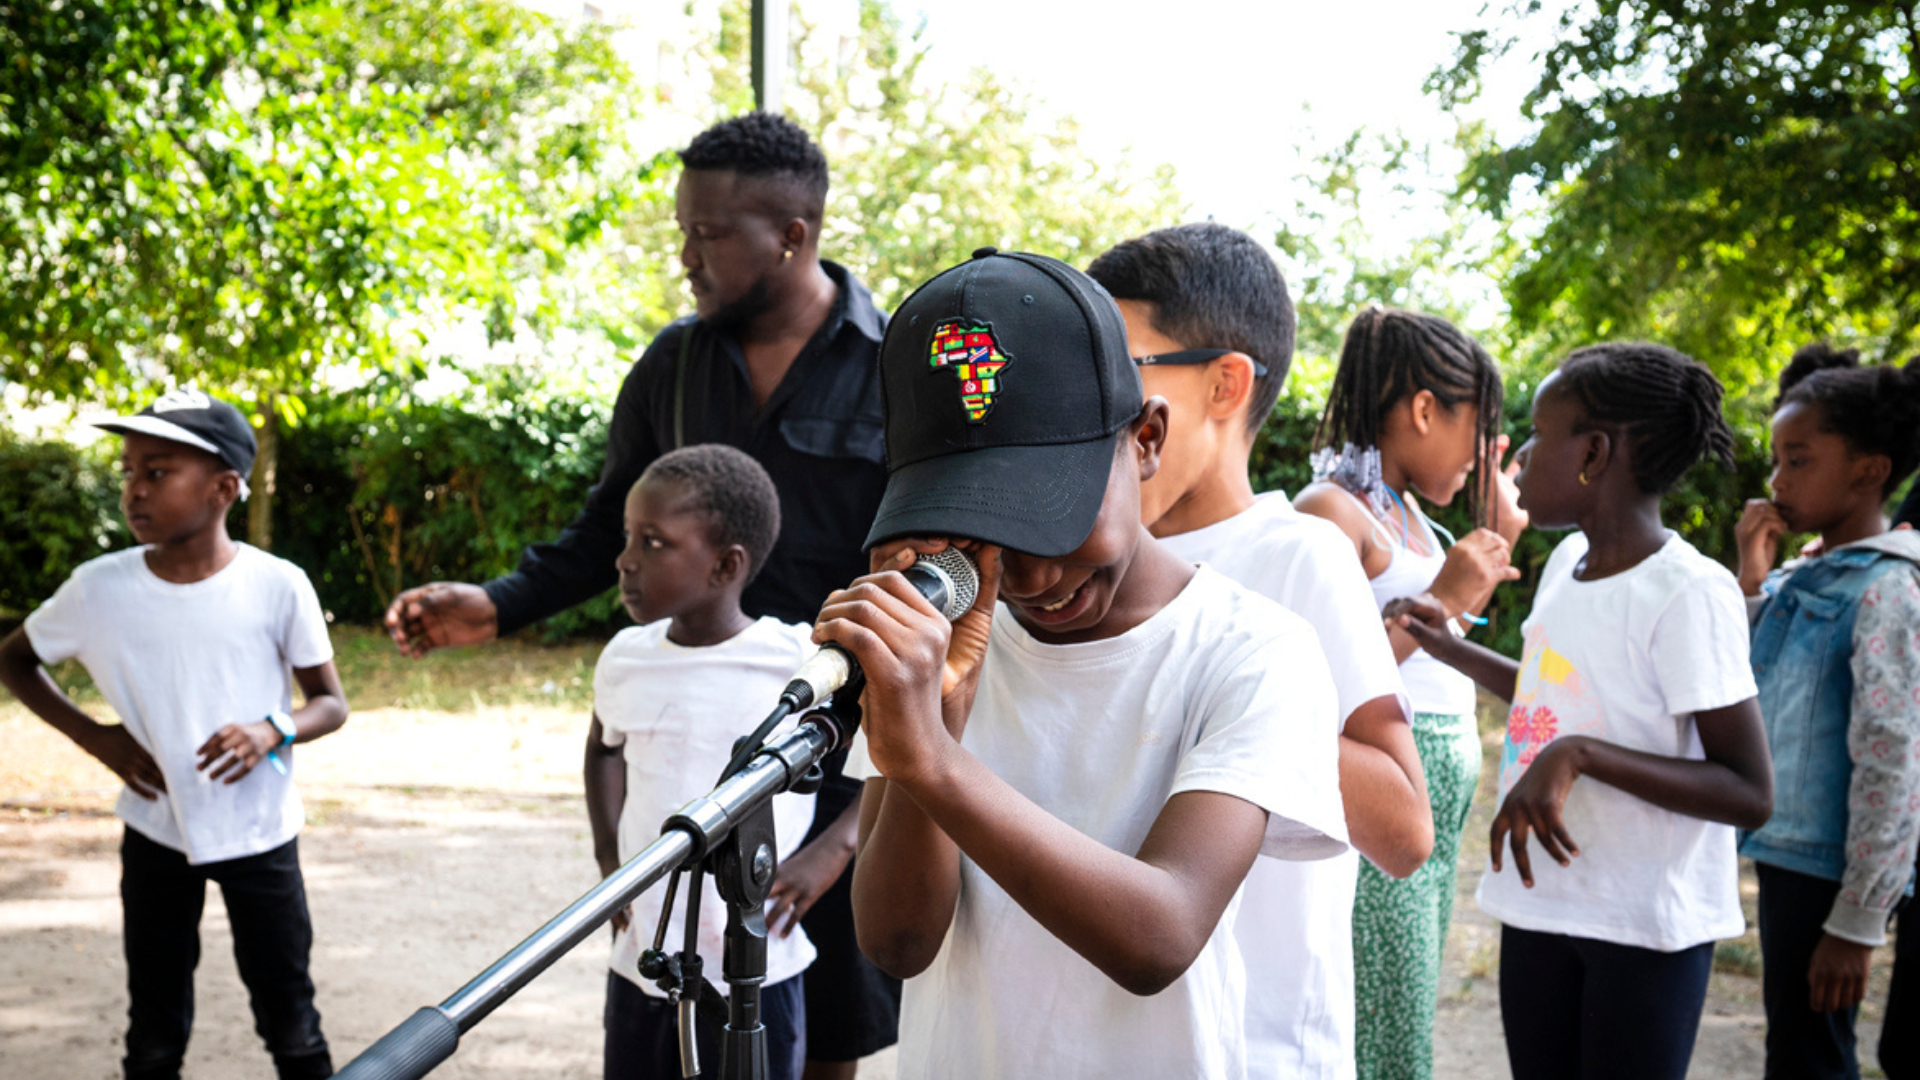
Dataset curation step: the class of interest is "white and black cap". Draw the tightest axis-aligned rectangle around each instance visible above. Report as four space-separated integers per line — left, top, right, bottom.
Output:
94 388 258 499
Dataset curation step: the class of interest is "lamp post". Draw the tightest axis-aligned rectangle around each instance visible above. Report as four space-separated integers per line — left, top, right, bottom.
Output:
751 0 788 113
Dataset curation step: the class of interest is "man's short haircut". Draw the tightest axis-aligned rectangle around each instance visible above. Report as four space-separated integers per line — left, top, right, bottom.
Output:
638 444 782 583
1086 223 1296 437
679 111 829 224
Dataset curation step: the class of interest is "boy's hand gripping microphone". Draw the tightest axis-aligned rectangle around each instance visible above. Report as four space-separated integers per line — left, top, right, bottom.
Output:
781 547 981 710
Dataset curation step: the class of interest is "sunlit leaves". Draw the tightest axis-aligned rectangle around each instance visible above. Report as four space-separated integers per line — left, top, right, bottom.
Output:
1444 0 1920 405
0 0 642 409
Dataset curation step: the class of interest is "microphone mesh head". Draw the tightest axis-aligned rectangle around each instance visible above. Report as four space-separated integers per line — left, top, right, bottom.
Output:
919 547 981 621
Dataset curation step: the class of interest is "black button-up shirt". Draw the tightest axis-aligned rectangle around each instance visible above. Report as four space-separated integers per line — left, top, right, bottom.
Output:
484 261 889 633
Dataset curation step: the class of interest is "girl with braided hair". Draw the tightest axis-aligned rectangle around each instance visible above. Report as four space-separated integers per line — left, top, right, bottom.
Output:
1294 308 1524 1080
1734 345 1920 1080
1391 341 1776 1080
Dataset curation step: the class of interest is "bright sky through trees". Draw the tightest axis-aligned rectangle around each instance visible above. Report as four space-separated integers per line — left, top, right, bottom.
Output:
585 0 1545 215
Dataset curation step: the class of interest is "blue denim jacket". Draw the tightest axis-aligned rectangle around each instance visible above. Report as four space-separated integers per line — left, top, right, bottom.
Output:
1739 544 1911 883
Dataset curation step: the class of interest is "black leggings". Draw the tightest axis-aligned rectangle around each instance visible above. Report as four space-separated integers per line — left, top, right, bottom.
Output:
1499 924 1714 1080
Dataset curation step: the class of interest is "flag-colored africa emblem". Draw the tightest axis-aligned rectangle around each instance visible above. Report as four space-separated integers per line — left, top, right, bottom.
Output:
928 319 1012 423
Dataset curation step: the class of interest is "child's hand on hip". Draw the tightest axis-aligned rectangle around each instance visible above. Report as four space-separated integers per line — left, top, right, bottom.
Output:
1490 736 1589 887
766 839 849 938
196 721 278 784
83 725 167 800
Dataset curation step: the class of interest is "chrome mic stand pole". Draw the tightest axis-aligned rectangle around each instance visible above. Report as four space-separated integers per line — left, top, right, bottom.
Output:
334 704 852 1080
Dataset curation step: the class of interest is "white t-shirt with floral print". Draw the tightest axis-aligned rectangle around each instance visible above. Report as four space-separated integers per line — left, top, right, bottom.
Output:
1476 532 1759 952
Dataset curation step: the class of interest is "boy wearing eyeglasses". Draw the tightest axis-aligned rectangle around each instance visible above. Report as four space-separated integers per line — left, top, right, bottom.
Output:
1088 224 1428 1080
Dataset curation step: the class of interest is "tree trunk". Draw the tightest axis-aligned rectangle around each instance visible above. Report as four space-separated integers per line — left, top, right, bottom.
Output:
248 401 278 552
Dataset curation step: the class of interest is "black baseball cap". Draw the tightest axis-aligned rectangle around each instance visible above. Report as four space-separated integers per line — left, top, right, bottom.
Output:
95 388 258 493
864 248 1143 557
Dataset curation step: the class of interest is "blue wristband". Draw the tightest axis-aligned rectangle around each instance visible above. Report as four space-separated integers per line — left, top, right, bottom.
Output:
266 710 297 748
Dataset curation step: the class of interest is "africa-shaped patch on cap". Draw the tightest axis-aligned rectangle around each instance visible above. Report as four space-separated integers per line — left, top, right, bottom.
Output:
928 319 1012 423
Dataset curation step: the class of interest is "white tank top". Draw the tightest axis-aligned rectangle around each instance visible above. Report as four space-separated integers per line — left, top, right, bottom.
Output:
1336 487 1480 717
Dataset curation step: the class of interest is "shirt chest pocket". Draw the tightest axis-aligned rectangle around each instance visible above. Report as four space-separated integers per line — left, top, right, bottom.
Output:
779 415 885 465
1757 588 1851 679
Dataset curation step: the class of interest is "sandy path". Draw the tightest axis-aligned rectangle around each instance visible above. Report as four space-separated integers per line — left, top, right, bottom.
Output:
1 706 1898 1078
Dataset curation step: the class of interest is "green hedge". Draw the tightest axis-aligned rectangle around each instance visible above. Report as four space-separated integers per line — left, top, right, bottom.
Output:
0 432 132 619
0 373 627 640
2 373 1787 658
270 373 625 640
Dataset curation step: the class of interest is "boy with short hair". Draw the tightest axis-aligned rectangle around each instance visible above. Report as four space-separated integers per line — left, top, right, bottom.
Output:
0 388 349 1080
828 249 1347 1078
1087 224 1428 1080
584 444 818 1080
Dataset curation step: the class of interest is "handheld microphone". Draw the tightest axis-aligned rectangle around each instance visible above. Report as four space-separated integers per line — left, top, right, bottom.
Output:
781 548 980 710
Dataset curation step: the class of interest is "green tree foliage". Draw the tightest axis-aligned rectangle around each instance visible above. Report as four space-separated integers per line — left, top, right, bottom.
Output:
797 2 1189 309
1 0 644 545
658 0 1187 311
1437 0 1920 402
1 0 1189 628
0 433 133 620
1277 132 1508 362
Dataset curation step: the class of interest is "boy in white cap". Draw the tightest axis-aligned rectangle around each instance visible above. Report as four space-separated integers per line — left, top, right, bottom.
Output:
0 388 349 1079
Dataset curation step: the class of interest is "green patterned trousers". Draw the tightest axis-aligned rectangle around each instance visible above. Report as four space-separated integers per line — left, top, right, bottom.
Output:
1352 710 1482 1080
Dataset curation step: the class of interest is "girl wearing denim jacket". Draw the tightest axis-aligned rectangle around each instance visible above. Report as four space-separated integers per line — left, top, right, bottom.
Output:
1736 345 1920 1080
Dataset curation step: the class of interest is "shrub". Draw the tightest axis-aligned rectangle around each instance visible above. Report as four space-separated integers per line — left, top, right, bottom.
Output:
0 432 132 620
0 363 1794 656
273 371 627 640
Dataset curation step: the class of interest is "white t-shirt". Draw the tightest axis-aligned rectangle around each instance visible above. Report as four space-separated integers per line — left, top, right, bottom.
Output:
1160 493 1407 1080
1316 486 1479 717
850 565 1347 1080
1476 532 1759 951
23 545 332 865
595 617 819 996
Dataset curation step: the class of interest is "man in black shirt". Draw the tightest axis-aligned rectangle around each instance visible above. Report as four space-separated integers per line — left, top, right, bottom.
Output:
384 112 896 1079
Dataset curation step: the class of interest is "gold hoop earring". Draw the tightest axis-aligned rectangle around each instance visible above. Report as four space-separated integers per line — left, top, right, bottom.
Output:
1578 469 1590 486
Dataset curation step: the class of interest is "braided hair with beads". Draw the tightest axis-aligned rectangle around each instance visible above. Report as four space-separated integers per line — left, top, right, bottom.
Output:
1314 307 1506 526
1551 342 1736 494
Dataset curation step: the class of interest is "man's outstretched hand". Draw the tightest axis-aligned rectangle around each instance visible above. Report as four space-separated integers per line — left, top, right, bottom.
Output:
384 582 499 658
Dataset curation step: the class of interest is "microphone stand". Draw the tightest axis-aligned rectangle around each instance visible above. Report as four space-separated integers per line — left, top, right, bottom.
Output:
334 693 860 1080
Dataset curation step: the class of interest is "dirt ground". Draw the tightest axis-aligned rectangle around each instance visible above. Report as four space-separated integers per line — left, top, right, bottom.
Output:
0 698 1898 1078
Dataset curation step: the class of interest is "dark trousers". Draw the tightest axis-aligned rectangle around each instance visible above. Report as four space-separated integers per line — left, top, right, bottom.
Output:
1758 861 1920 1080
1499 924 1714 1080
1885 892 1919 1079
797 769 900 1062
1757 862 1865 1080
120 827 331 1080
605 970 805 1080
